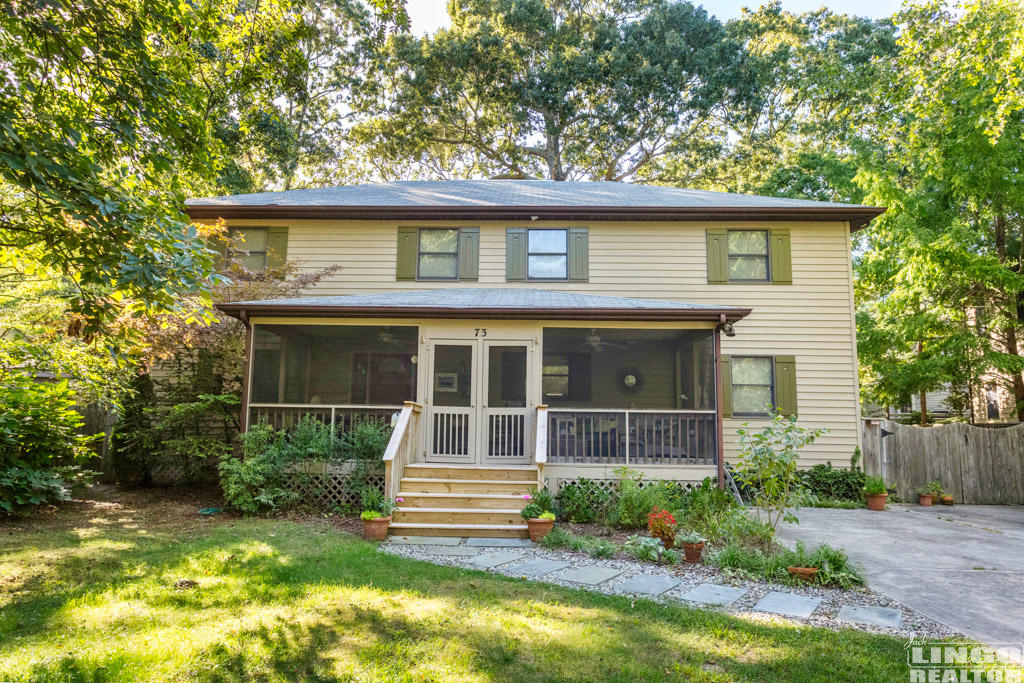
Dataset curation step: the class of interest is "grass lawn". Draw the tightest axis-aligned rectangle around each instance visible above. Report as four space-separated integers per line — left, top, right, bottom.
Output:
2 489 917 681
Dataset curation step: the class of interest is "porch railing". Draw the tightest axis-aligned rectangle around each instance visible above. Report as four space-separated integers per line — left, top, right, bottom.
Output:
546 409 717 466
383 401 422 500
248 403 402 434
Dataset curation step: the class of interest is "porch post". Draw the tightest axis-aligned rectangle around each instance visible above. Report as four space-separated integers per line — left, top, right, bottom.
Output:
714 320 725 490
239 311 252 434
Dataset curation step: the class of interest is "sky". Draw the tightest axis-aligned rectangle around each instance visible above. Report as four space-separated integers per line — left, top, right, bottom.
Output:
406 0 904 35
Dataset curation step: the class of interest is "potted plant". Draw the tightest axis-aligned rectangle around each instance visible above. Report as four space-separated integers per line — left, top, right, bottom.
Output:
785 542 820 582
522 488 557 542
917 480 942 506
863 475 888 510
675 530 706 563
360 489 399 540
647 508 678 549
941 493 955 505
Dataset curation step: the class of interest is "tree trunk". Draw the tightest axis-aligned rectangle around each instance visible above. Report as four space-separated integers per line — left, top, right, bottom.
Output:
919 386 928 426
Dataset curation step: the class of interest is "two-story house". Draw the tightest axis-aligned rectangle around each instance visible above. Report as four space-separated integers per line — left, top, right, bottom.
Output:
188 180 883 537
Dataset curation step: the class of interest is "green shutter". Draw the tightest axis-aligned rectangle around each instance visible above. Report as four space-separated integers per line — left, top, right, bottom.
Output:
770 228 792 284
774 355 797 417
266 226 288 275
568 227 589 281
707 229 728 283
396 227 417 281
720 354 732 418
506 227 527 281
458 227 479 281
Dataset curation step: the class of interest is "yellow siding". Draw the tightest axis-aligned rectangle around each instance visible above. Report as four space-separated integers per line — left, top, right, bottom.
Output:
222 218 861 467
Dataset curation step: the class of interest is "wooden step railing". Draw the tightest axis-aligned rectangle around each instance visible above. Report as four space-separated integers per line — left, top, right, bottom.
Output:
383 401 422 500
534 404 548 486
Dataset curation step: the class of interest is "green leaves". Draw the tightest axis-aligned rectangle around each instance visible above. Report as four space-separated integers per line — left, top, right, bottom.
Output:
354 0 752 180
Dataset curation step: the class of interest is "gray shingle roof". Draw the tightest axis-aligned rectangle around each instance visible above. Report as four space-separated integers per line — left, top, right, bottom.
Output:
217 288 751 323
188 180 868 211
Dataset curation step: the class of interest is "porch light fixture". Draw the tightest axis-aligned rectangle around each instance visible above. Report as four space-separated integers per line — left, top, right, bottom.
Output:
721 322 736 337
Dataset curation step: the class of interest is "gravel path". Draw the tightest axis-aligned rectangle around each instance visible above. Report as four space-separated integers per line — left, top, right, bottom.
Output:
382 539 961 640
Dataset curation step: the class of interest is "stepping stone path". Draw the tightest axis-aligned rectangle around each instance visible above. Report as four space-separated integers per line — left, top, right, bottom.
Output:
467 551 524 569
552 566 623 586
384 540 913 635
681 583 747 607
754 591 822 619
838 605 902 628
508 558 570 577
612 574 681 596
466 537 534 548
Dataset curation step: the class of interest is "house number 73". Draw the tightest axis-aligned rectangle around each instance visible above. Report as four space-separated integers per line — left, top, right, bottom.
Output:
474 328 487 337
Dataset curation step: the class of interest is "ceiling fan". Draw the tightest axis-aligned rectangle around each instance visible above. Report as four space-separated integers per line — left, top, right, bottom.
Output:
578 329 627 352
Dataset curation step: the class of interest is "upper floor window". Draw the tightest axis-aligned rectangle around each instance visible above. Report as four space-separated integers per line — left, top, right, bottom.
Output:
731 356 774 416
727 230 770 281
707 228 790 285
418 228 460 280
228 227 269 272
397 226 478 281
528 229 568 280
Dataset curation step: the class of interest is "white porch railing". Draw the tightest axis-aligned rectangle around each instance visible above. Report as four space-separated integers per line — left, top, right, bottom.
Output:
248 403 402 433
546 408 717 466
383 401 422 500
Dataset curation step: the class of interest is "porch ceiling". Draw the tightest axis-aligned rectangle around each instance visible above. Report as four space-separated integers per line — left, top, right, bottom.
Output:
218 288 751 323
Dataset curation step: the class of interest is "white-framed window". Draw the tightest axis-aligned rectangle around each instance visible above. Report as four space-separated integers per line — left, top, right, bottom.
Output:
727 230 770 282
527 229 568 280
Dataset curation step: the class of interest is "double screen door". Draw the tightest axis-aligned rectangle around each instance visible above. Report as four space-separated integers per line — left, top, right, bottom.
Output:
426 337 534 464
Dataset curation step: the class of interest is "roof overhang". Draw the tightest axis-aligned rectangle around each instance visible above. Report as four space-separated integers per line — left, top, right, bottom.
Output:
218 302 751 324
187 204 886 230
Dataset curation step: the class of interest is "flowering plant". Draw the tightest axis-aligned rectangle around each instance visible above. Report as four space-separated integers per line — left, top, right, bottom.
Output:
646 508 677 543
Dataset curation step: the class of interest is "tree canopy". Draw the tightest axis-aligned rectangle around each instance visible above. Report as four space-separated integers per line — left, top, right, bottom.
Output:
354 0 756 181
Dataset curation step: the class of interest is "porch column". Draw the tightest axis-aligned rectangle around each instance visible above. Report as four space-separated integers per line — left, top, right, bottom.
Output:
240 314 252 433
714 322 725 490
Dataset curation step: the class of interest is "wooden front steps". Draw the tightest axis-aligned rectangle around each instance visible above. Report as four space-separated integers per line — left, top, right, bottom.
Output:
391 464 539 538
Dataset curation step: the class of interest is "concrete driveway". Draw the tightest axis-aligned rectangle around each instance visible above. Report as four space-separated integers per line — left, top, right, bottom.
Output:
778 504 1024 659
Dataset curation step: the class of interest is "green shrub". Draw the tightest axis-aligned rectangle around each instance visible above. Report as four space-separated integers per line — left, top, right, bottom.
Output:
341 417 392 461
709 541 864 588
556 478 611 523
797 463 866 501
339 418 393 510
539 525 574 549
622 535 678 564
0 378 93 513
608 467 675 529
678 477 736 531
219 416 341 514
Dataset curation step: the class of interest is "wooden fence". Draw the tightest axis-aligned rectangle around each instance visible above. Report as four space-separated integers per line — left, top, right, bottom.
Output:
862 419 1024 504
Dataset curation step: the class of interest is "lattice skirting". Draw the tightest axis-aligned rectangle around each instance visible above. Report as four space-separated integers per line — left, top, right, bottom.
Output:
284 471 384 510
550 477 713 494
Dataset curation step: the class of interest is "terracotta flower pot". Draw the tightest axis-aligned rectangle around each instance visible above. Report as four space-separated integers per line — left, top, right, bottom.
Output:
918 493 934 506
865 493 887 511
362 516 391 541
681 541 704 563
527 518 554 542
941 494 955 505
788 566 819 582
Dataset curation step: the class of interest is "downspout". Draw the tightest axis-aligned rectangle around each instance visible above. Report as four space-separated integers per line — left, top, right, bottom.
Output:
715 316 726 491
239 309 251 434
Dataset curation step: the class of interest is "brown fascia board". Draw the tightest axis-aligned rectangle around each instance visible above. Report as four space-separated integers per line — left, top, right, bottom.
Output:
187 204 886 230
217 303 753 324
